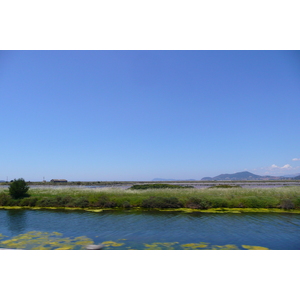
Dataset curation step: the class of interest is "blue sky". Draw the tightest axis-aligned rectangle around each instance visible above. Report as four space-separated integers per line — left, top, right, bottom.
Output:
1 51 300 181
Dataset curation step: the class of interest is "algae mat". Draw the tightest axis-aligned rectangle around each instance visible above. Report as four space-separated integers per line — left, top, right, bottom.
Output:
0 231 270 250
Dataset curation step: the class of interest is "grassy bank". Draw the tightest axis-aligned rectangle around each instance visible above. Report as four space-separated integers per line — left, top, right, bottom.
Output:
1 186 300 211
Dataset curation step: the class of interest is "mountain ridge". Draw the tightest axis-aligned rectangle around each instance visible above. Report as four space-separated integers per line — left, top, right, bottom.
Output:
152 171 300 181
152 178 196 181
201 171 285 181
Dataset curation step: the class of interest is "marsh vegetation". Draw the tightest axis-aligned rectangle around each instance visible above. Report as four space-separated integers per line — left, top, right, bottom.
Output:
129 183 194 190
1 185 300 211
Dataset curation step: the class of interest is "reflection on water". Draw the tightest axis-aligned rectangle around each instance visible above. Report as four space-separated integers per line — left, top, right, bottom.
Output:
0 209 299 249
6 210 27 235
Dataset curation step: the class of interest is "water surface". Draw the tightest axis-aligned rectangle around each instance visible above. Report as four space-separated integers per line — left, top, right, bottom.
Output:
0 209 299 250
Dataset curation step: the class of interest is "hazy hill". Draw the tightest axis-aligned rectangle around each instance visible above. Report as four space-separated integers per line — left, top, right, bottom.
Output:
201 171 283 181
282 173 300 178
152 178 196 181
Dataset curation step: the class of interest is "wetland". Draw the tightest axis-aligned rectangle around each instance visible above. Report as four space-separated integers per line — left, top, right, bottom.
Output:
1 182 299 250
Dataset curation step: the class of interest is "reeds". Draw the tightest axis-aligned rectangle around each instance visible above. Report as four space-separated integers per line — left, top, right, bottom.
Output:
1 186 300 210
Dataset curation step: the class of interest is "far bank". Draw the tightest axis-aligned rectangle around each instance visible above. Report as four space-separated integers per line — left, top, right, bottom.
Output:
1 185 300 211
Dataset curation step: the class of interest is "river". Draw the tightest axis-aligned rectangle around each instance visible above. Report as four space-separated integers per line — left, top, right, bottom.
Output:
0 208 299 250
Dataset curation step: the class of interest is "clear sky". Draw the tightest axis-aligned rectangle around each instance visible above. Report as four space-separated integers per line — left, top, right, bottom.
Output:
1 50 300 181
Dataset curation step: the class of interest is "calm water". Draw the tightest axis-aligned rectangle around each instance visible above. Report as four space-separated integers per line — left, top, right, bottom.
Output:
0 209 299 250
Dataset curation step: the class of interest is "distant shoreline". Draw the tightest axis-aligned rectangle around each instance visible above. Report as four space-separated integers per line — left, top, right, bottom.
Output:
1 179 300 188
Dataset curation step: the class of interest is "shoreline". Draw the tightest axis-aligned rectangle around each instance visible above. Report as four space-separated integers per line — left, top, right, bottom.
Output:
1 206 300 213
1 180 300 188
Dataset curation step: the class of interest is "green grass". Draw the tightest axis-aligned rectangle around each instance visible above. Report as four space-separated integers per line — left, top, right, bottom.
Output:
208 184 242 189
129 183 194 190
1 186 300 210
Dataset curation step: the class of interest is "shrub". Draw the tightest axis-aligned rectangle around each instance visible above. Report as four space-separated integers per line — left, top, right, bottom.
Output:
185 197 211 209
90 195 117 208
9 178 30 199
72 197 89 208
37 197 54 207
28 198 38 207
54 196 70 206
238 196 265 208
293 197 300 209
257 196 279 208
20 197 38 207
141 196 182 209
61 196 74 207
0 193 12 206
279 199 295 210
210 197 228 208
122 201 131 209
6 198 21 206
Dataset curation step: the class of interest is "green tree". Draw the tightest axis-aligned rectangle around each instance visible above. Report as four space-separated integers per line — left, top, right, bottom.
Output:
9 178 30 199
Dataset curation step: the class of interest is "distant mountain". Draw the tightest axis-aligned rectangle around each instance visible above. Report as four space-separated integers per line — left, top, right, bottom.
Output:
152 178 196 181
201 177 214 180
293 175 300 180
281 173 300 178
201 171 284 181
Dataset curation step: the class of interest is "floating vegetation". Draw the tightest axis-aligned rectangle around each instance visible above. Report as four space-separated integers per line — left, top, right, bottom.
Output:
242 245 269 250
143 242 269 250
0 233 7 240
0 231 272 250
211 244 240 250
144 242 179 250
181 242 208 249
85 209 103 212
101 240 125 248
0 231 94 250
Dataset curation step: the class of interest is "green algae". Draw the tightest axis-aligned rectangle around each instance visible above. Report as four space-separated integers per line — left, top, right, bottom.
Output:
101 240 125 248
0 231 271 250
144 242 179 250
0 233 7 240
0 231 94 250
180 242 269 250
181 242 208 249
180 242 239 250
242 245 269 250
211 244 240 250
0 206 24 210
54 245 75 250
